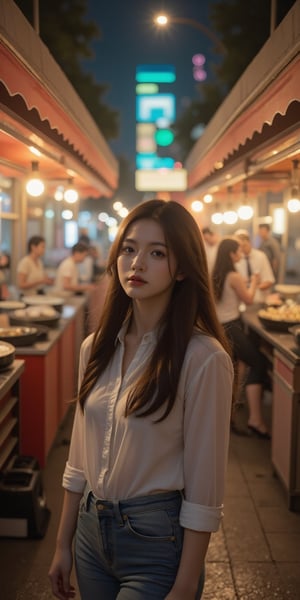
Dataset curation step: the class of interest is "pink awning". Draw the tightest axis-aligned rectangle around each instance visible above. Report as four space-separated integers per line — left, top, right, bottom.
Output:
188 56 300 188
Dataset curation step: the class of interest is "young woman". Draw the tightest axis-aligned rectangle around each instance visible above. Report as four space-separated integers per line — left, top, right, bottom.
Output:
48 199 234 600
212 237 270 438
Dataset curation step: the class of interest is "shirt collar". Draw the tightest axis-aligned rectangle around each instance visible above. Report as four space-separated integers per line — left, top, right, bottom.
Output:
116 316 159 346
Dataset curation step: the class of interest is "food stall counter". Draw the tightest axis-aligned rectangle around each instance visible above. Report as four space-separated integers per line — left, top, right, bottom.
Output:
9 297 86 468
242 306 300 511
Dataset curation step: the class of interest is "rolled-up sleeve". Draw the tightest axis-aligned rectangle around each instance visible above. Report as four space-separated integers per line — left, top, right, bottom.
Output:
62 334 94 493
180 341 233 531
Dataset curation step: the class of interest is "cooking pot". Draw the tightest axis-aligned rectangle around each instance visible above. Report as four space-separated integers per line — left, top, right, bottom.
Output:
288 325 300 348
0 341 15 370
258 305 300 332
0 326 40 346
9 305 61 328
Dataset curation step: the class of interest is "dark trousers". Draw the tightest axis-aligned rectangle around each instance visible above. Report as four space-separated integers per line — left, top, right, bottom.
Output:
223 318 267 386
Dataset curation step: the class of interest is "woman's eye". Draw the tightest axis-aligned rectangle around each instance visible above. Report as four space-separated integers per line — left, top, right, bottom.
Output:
151 249 166 258
120 245 134 254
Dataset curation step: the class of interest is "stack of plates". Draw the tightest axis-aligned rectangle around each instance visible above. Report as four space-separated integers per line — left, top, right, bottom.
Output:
275 285 300 300
0 300 26 312
23 295 64 313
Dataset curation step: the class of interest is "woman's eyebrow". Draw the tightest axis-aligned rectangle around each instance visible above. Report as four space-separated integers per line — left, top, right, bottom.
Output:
123 237 168 248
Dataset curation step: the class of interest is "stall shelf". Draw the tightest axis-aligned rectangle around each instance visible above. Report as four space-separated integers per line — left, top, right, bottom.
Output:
0 360 25 471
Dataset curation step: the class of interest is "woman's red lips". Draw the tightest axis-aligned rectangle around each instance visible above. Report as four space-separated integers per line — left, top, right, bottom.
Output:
128 275 146 283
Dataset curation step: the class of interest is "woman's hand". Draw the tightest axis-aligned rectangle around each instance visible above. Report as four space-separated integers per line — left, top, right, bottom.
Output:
48 547 76 599
250 272 260 286
44 275 54 285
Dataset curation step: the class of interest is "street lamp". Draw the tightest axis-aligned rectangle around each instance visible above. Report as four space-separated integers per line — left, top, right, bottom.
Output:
154 14 226 54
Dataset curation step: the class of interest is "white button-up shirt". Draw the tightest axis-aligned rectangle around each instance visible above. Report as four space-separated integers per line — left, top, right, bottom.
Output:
235 248 275 303
63 323 233 532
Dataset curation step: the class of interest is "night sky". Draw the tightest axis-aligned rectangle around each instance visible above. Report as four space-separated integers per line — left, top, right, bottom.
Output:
83 0 219 168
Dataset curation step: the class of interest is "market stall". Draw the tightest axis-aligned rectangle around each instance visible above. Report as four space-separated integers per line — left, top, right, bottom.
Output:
184 1 300 282
242 306 300 510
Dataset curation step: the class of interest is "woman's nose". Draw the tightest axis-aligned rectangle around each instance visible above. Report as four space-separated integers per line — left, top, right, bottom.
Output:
132 252 145 270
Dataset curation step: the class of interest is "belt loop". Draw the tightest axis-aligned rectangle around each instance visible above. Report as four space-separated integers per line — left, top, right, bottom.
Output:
112 500 124 526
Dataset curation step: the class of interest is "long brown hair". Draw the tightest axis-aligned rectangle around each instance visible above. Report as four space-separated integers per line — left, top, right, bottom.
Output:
79 199 232 420
212 237 240 301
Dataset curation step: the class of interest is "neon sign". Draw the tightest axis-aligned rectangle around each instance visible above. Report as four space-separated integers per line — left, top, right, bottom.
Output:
135 64 187 192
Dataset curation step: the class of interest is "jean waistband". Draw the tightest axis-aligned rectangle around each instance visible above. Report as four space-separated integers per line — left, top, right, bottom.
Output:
82 489 182 523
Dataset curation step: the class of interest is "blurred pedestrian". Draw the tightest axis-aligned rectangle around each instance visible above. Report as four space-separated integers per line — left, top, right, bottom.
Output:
258 223 281 281
212 237 270 438
234 229 275 303
201 226 219 273
48 199 234 600
16 235 53 296
78 227 91 247
53 242 96 297
0 253 10 299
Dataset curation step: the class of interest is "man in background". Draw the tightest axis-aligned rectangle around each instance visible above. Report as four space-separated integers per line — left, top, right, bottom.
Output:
258 223 281 281
202 227 219 274
53 242 96 297
234 229 275 304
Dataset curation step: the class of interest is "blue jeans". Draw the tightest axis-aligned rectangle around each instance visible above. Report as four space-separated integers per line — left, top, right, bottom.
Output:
75 488 205 599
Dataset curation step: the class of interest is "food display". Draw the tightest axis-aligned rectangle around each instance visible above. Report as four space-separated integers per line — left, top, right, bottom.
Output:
0 326 39 346
13 305 57 318
9 304 61 328
23 295 64 312
258 303 300 332
265 293 283 307
0 341 15 370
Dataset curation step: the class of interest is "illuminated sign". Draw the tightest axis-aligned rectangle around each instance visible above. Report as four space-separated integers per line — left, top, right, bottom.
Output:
192 54 207 81
135 169 187 192
136 64 176 83
135 64 187 192
136 94 175 123
136 124 156 153
155 129 174 146
136 155 175 170
136 83 159 94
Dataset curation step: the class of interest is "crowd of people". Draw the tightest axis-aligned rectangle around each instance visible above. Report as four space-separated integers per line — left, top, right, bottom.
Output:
11 230 104 299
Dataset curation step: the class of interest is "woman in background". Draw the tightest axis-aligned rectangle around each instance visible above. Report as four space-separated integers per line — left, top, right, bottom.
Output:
49 199 233 600
212 237 270 438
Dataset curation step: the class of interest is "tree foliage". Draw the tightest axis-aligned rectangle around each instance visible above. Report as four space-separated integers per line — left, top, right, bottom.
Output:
174 0 296 159
14 0 119 141
211 0 295 89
